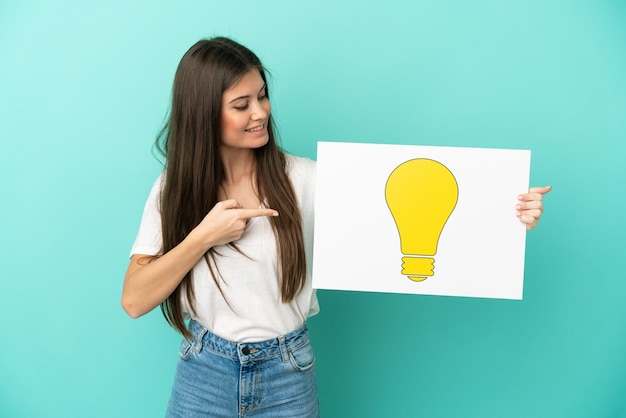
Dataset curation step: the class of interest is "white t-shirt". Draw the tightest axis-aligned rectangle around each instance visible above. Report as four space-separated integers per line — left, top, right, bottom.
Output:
130 154 319 342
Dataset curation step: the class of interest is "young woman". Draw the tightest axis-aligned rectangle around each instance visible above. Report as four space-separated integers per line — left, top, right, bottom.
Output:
121 37 551 417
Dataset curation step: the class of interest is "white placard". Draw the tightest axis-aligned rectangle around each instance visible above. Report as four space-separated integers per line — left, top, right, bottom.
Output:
312 141 531 300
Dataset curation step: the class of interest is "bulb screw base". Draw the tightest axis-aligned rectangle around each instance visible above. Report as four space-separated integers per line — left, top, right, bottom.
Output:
401 256 434 281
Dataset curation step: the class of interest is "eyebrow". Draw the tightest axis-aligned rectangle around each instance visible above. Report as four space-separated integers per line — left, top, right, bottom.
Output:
227 84 267 104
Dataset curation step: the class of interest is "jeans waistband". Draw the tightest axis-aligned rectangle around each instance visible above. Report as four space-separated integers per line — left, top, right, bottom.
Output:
187 319 310 363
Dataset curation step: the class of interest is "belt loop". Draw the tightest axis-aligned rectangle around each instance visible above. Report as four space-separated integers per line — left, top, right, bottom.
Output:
278 335 289 363
194 327 207 353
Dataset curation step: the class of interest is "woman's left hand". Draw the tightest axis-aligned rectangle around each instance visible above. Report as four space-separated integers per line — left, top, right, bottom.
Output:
516 186 552 231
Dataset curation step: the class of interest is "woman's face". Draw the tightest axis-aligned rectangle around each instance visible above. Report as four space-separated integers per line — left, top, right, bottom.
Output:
220 69 271 152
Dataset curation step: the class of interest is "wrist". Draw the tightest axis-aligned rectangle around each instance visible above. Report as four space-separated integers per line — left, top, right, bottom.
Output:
184 228 215 254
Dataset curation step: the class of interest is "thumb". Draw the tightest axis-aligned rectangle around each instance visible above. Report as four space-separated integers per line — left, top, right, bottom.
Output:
529 185 552 195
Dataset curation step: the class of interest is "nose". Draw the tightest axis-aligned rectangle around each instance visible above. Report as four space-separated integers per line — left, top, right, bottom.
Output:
251 99 270 120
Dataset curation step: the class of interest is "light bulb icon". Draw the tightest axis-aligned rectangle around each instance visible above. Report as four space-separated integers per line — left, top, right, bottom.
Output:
385 158 459 282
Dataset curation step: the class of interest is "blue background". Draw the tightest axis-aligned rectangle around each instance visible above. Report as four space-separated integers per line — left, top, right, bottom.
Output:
1 1 625 417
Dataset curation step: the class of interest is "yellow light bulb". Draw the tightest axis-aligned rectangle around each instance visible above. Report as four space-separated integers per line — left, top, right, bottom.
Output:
385 158 459 282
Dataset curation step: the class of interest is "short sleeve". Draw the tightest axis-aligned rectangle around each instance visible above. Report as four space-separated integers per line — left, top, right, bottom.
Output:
129 173 164 257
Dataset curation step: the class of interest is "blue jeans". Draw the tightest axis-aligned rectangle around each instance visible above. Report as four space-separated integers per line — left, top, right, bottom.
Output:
166 320 320 417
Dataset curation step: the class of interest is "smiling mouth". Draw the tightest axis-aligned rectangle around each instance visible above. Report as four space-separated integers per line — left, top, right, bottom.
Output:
246 124 264 133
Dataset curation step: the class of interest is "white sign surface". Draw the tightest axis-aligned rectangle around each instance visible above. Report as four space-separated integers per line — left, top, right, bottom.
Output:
312 141 531 300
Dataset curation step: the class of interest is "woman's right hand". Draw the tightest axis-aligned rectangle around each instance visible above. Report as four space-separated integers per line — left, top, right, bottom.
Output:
190 199 279 249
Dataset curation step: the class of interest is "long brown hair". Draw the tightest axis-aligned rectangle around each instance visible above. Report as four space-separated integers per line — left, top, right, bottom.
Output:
155 37 306 337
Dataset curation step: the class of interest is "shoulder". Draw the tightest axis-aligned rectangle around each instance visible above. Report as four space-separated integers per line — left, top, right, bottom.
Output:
284 154 316 210
138 171 166 214
152 171 167 191
146 171 166 201
285 153 316 180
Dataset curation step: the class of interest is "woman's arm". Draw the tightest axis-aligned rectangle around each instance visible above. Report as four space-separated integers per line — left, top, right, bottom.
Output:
516 186 552 231
121 199 278 318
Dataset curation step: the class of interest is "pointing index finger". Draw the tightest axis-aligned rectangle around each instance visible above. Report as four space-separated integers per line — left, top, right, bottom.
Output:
238 208 279 219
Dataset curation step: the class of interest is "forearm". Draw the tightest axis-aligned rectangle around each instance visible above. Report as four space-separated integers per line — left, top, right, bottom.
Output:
121 200 278 318
121 234 210 318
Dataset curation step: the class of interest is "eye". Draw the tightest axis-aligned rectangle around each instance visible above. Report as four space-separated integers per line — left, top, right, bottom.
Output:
234 103 249 111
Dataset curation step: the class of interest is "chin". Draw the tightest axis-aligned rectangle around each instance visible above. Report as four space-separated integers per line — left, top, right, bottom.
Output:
252 136 270 149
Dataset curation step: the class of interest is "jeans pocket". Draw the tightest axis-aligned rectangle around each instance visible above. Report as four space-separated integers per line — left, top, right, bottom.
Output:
288 341 316 372
178 338 193 360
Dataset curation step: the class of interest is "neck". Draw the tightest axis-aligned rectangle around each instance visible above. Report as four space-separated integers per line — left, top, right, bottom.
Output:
218 148 261 208
220 147 256 185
